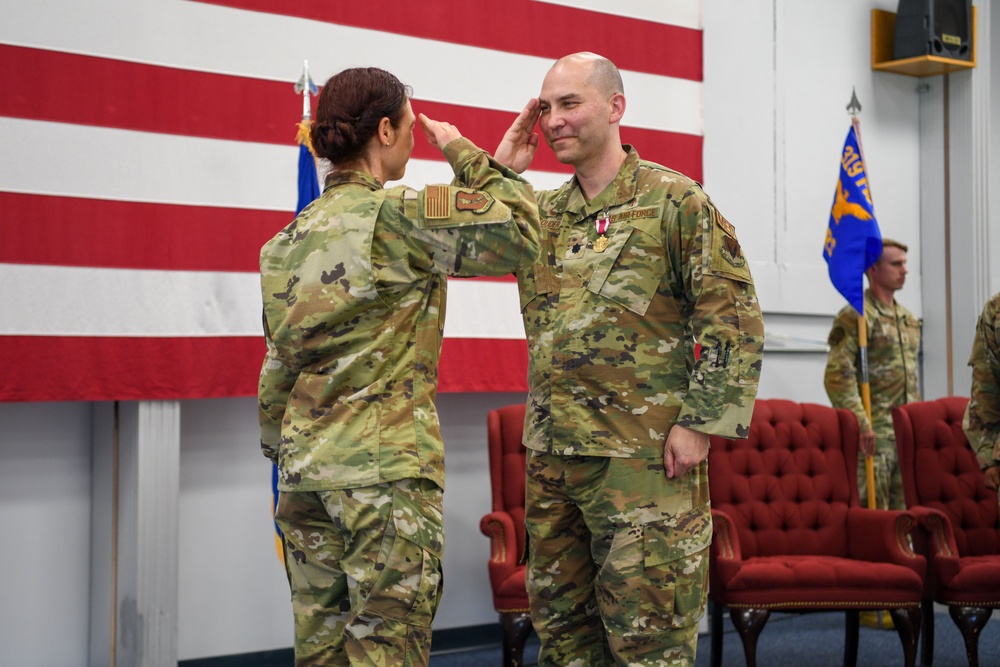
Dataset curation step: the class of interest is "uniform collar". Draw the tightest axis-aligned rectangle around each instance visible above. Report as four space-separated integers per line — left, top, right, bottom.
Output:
324 169 384 191
865 288 898 316
561 145 641 221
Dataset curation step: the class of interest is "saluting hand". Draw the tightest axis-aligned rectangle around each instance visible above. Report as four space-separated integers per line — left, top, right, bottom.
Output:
664 424 710 479
494 98 540 173
419 113 462 150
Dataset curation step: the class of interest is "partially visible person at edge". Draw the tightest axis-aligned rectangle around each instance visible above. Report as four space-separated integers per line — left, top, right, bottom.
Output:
964 291 1000 494
258 67 539 667
824 238 920 511
494 52 765 667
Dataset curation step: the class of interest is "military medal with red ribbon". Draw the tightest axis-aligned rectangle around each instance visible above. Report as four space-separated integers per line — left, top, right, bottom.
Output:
593 207 610 253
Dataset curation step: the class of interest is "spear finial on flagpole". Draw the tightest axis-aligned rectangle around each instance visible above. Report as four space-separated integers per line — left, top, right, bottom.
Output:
846 87 862 117
295 60 318 121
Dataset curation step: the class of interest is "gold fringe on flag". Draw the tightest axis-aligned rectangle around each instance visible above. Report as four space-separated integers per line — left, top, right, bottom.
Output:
296 120 315 156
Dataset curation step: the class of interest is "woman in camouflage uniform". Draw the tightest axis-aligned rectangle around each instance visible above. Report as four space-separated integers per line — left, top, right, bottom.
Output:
258 67 539 666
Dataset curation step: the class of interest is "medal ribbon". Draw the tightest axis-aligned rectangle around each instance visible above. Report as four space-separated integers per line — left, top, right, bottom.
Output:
595 207 610 235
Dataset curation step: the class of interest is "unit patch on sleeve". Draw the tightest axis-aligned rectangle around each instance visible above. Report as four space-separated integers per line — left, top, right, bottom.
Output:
455 190 495 214
709 209 753 282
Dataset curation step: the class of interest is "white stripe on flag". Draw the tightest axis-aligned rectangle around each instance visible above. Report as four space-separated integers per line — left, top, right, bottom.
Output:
0 118 572 209
1 263 262 337
2 264 525 340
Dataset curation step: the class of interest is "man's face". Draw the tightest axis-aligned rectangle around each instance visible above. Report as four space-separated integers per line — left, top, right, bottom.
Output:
869 245 908 292
537 60 616 168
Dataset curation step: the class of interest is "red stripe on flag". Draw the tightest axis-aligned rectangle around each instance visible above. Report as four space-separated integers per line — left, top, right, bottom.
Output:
0 335 524 401
0 191 285 272
0 45 297 145
439 338 528 393
193 0 702 81
0 336 265 402
0 45 698 179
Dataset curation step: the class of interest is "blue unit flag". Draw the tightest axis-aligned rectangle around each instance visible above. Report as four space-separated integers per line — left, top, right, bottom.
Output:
823 123 882 315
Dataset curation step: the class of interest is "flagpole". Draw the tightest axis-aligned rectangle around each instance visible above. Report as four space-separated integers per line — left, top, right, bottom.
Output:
847 90 877 510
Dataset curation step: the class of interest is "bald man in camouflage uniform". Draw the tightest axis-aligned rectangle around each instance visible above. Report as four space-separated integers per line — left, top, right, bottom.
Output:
260 108 539 666
824 239 920 512
496 52 764 667
964 292 1000 494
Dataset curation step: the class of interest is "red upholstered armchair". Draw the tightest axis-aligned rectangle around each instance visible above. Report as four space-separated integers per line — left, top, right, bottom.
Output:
480 404 532 667
893 397 1000 667
708 399 926 667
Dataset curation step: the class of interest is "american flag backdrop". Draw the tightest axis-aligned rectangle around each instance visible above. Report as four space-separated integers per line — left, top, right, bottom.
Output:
0 0 703 402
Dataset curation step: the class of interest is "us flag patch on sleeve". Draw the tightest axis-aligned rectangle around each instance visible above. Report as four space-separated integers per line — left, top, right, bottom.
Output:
425 185 451 219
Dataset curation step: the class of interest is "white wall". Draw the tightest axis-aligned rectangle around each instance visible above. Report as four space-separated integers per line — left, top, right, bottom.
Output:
1 1 996 663
0 402 93 666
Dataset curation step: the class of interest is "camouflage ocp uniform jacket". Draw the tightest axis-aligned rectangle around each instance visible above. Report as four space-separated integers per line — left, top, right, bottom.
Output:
824 288 921 439
964 292 1000 470
259 137 539 492
516 146 764 457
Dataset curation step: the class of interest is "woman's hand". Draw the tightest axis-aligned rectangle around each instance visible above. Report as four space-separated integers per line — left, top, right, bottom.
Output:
419 113 462 150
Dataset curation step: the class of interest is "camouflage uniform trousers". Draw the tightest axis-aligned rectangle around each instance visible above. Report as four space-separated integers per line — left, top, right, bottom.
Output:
275 478 444 667
858 424 905 510
525 450 712 667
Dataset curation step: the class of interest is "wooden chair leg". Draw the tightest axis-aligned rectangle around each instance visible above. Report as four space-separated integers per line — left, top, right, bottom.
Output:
730 608 770 667
844 610 859 667
920 600 934 667
499 611 533 667
948 605 993 667
710 600 724 667
888 606 922 667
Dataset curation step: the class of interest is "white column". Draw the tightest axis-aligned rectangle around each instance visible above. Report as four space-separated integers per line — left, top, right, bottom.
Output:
946 1 992 397
920 1 993 399
90 401 180 667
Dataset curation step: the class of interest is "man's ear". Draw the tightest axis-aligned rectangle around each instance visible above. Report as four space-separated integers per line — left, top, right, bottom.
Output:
609 92 626 124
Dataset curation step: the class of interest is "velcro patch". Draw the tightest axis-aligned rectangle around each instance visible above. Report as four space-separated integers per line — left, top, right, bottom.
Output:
455 190 495 214
709 209 753 283
609 206 661 224
715 212 745 269
425 185 451 219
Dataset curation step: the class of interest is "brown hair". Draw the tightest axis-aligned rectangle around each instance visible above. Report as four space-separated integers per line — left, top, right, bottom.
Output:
881 238 908 253
310 67 413 165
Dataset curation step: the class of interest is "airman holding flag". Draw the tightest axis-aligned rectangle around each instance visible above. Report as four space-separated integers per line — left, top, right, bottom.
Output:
822 109 920 514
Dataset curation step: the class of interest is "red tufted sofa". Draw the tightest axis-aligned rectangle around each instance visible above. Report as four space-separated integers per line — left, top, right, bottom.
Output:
893 397 1000 667
708 399 926 667
480 403 532 667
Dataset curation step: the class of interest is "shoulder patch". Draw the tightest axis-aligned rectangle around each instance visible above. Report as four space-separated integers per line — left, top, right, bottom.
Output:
424 184 451 219
708 209 753 283
455 189 495 214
